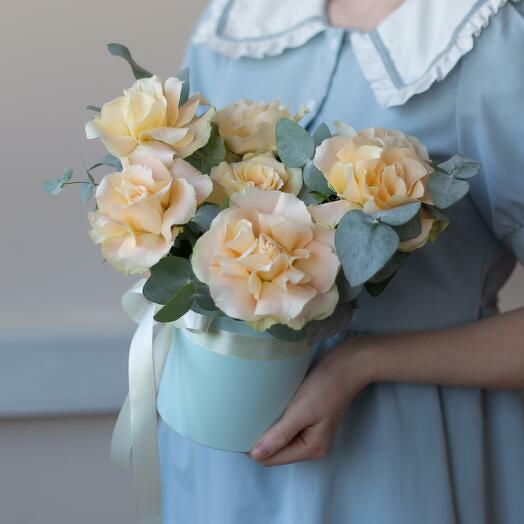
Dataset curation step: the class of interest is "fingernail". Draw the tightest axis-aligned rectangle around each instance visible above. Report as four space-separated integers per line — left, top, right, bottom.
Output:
251 441 268 459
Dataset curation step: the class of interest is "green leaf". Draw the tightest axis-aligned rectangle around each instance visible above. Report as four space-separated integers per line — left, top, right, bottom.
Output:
303 161 333 195
365 274 396 297
276 118 315 168
143 256 192 304
373 202 421 226
43 178 65 195
107 43 152 80
438 154 481 179
86 105 101 113
89 153 122 172
313 123 332 146
176 68 190 106
267 324 307 342
193 280 218 311
190 204 221 232
43 168 73 195
154 283 196 323
369 251 409 283
335 210 400 287
425 204 449 224
336 271 363 303
394 213 422 241
297 186 320 205
305 301 354 345
62 168 73 182
80 182 95 203
185 127 226 174
428 171 470 209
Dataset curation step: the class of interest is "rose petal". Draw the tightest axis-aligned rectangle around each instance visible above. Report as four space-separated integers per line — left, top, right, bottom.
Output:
170 158 213 204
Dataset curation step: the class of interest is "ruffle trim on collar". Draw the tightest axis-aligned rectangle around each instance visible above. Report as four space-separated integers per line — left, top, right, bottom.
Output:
352 0 519 107
192 0 520 107
192 0 326 60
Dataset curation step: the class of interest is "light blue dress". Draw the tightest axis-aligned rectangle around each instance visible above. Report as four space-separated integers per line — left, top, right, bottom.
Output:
158 3 524 523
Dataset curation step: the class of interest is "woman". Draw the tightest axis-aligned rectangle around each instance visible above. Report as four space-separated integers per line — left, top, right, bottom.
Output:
158 0 524 522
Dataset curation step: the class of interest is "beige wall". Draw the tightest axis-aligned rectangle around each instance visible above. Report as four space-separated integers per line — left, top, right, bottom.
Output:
1 1 522 524
1 2 207 524
0 0 208 337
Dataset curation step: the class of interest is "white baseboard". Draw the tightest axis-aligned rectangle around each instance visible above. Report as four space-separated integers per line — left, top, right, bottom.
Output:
0 334 130 418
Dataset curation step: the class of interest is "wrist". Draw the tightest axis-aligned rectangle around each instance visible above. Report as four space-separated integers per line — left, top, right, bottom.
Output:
344 335 388 386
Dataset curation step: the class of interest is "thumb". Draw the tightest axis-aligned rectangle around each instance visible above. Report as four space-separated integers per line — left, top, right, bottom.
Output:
251 396 313 460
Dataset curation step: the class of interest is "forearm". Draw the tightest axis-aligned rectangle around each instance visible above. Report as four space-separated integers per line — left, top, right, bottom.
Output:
352 307 524 390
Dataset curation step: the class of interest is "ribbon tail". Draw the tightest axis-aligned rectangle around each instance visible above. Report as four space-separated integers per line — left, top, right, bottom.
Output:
111 395 132 469
128 304 162 524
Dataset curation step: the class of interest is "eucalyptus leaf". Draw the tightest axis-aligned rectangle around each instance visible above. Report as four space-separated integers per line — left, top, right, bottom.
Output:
313 123 332 146
43 168 73 195
297 186 320 205
89 153 122 172
369 251 409 283
425 204 449 224
303 161 333 195
143 256 192 304
336 270 363 303
191 204 221 232
393 213 422 241
107 43 152 80
195 291 218 312
373 202 421 226
267 324 307 342
193 280 219 312
305 301 354 346
309 190 329 203
438 154 481 179
80 182 95 203
86 105 101 113
176 68 190 106
365 274 396 297
276 118 315 168
186 127 226 174
154 283 196 323
428 171 470 209
335 210 400 287
43 178 65 195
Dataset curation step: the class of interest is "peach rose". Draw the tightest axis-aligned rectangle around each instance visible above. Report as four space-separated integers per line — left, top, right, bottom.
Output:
215 99 306 155
209 151 302 202
191 188 340 331
312 124 434 223
85 76 214 166
88 150 212 274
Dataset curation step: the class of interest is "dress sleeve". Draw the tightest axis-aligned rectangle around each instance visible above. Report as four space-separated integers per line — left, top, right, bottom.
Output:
456 2 524 264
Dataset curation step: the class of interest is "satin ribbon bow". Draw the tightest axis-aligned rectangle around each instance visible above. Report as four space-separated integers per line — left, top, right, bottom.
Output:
111 280 213 524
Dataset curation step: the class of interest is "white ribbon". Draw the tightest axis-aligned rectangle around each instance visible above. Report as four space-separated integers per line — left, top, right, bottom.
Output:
112 280 309 524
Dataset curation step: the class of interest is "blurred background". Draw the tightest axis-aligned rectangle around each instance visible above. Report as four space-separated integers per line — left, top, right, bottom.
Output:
0 1 522 523
0 1 207 523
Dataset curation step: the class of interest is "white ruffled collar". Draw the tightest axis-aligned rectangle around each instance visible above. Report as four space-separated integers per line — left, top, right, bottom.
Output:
193 0 519 108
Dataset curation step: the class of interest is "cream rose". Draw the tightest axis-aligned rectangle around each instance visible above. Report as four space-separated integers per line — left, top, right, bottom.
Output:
85 75 214 166
313 124 434 222
191 188 340 331
88 150 212 274
209 151 302 202
215 99 306 155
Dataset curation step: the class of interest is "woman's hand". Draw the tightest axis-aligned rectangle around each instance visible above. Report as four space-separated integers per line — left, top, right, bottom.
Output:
250 342 371 466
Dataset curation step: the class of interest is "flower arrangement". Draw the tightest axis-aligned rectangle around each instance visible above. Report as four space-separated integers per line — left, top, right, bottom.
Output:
43 44 482 522
45 44 480 343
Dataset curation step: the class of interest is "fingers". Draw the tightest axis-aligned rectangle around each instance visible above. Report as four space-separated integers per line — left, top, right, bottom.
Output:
257 423 330 467
250 392 315 461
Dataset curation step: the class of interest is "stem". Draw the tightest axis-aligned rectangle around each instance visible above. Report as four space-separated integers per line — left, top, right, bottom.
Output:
63 181 98 186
